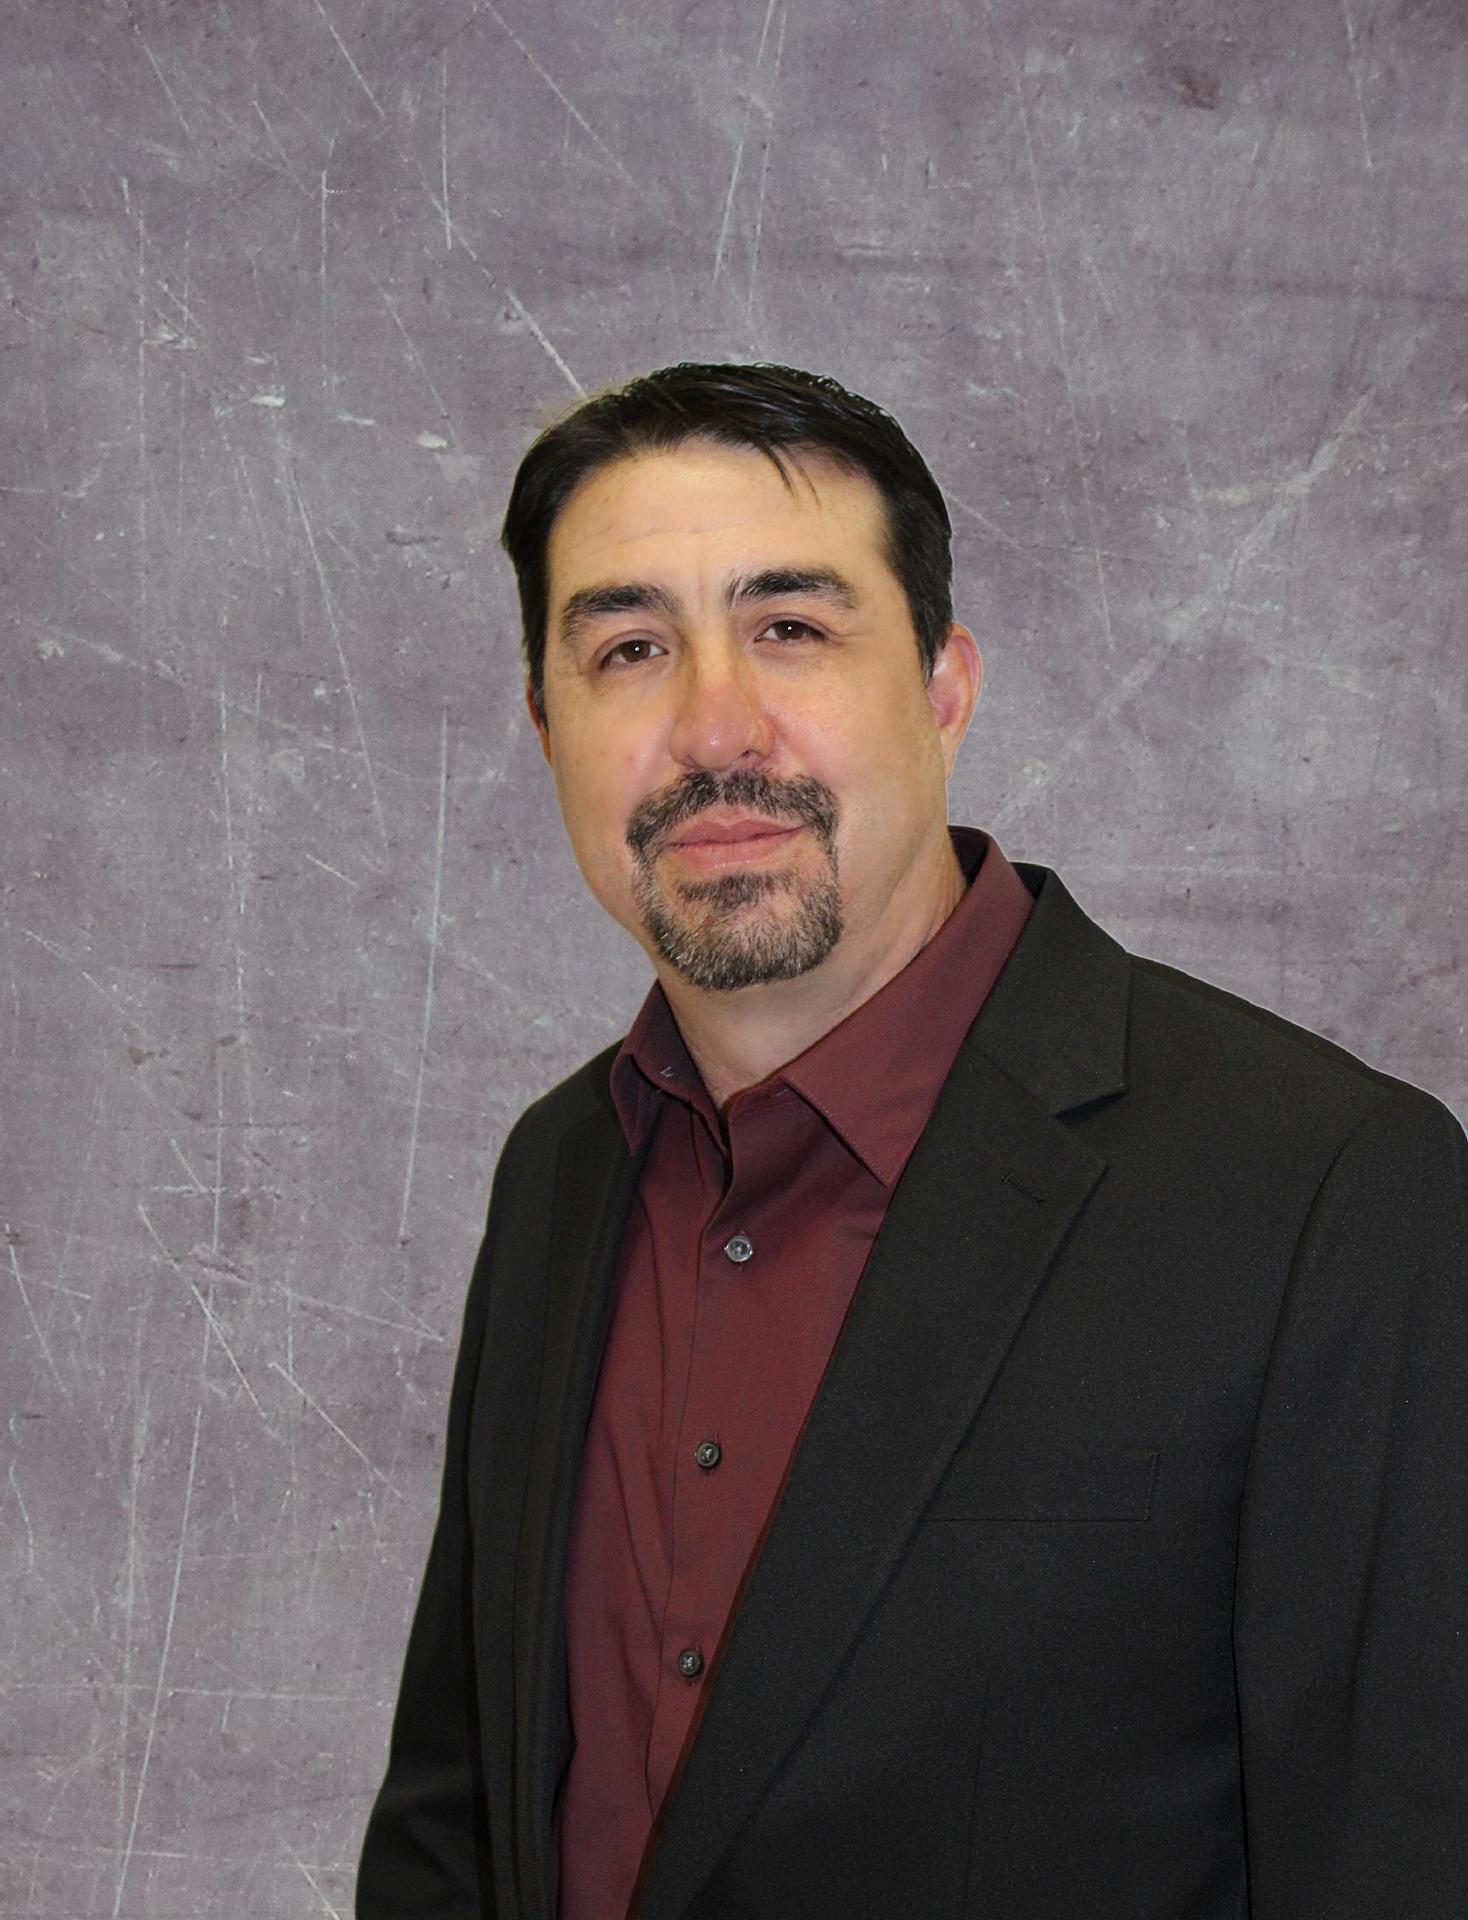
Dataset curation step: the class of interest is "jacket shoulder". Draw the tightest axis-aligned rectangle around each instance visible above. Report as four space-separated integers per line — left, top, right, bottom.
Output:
501 1038 623 1163
1127 949 1459 1137
999 864 1458 1142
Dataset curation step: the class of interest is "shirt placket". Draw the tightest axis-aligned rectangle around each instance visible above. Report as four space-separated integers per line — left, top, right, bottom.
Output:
643 1088 791 1807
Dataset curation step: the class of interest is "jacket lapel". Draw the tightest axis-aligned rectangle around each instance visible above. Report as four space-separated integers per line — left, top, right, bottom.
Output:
634 867 1130 1920
511 1100 649 1920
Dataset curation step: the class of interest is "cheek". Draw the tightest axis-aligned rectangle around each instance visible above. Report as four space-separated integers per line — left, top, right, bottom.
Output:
555 733 636 825
795 684 931 789
554 788 635 921
551 739 650 895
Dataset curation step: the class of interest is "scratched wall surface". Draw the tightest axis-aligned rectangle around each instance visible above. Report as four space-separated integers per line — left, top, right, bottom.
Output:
3 0 1464 1912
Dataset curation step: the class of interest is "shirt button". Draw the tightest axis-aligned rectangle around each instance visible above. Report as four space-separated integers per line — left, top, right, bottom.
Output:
677 1646 704 1679
695 1439 722 1471
723 1233 754 1264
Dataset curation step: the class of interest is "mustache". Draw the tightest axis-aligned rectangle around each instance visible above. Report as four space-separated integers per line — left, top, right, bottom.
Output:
626 769 839 860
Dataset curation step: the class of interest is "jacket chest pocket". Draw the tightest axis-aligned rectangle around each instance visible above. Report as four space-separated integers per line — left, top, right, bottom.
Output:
925 1444 1160 1523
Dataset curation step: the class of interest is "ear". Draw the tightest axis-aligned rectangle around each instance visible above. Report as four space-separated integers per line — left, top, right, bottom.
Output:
525 677 553 766
925 623 982 777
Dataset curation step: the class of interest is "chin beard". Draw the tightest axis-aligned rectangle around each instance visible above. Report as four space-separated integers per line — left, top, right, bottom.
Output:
626 768 842 993
635 862 844 992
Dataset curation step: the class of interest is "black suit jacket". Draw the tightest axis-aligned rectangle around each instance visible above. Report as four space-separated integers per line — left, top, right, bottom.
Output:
357 864 1468 1919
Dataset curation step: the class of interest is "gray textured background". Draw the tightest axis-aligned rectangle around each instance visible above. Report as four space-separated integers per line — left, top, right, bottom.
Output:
3 0 1464 1913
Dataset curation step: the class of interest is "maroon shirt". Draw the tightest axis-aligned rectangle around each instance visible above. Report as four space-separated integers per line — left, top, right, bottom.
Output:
555 827 1033 1919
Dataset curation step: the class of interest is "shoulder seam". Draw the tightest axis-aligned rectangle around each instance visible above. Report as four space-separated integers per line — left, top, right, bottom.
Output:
1129 952 1404 1097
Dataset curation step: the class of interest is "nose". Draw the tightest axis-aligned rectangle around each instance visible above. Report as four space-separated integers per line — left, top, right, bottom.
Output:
666 643 775 772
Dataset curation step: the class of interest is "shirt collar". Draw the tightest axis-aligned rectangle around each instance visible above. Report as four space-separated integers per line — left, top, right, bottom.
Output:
610 971 717 1151
610 826 1034 1184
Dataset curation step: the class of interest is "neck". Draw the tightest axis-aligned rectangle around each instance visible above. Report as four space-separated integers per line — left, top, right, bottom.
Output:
659 828 969 1113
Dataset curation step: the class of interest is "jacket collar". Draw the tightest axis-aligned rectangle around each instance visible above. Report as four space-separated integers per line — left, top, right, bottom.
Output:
969 860 1130 1116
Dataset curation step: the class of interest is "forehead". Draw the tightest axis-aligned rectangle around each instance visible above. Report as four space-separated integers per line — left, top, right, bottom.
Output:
545 442 891 594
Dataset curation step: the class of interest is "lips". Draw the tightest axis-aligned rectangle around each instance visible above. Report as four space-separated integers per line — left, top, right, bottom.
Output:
669 817 801 848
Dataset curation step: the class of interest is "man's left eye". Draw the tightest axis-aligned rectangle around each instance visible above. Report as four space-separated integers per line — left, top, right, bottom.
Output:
759 619 821 642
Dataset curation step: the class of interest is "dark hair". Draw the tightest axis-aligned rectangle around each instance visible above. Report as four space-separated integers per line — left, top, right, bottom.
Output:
499 362 954 724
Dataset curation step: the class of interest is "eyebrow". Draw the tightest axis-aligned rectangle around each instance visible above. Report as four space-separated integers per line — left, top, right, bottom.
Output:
556 566 862 649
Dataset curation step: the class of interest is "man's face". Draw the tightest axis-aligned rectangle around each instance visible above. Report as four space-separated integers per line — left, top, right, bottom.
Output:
532 439 977 994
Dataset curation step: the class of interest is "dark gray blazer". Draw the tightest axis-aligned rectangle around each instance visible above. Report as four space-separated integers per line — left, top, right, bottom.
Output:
357 863 1468 1920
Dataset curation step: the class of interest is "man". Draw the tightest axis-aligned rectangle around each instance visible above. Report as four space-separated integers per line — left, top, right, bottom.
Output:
357 363 1467 1919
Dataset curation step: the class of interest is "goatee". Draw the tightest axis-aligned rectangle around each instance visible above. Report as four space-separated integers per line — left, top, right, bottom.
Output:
626 769 842 992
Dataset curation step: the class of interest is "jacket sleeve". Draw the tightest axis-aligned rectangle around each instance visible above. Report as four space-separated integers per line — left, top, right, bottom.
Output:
355 1121 530 1919
1233 1087 1468 1916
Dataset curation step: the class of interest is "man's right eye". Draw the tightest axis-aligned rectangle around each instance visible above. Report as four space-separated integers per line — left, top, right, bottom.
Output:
601 638 665 668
